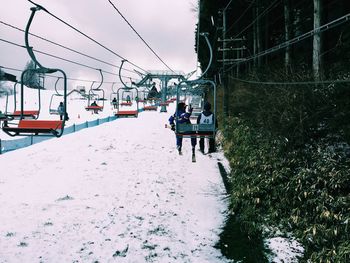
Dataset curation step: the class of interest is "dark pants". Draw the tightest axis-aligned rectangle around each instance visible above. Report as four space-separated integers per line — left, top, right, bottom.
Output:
176 136 196 148
199 137 216 153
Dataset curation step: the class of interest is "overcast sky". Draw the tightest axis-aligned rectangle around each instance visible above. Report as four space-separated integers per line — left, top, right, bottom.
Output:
0 0 199 89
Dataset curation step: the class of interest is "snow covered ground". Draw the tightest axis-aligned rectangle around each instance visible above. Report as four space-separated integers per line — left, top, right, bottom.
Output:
0 87 303 262
0 89 231 262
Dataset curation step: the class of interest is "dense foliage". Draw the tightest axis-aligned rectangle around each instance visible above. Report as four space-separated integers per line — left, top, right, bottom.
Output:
222 115 349 262
198 0 350 261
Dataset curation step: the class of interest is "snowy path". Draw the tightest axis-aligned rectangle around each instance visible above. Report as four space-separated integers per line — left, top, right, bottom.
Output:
0 106 229 262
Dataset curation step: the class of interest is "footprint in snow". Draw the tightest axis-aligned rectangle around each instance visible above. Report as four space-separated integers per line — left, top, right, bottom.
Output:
112 245 129 257
56 195 74 201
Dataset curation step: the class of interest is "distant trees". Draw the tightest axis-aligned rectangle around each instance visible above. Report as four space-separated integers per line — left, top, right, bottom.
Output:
22 60 44 89
197 2 350 262
197 0 350 79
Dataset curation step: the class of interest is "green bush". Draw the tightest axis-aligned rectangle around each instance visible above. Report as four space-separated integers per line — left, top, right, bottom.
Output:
222 117 350 262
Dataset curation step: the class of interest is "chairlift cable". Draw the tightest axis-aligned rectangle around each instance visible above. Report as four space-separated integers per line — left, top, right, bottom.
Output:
107 0 175 73
0 65 122 84
225 0 255 35
229 75 350 86
225 13 350 72
0 20 138 76
27 0 148 74
0 38 138 81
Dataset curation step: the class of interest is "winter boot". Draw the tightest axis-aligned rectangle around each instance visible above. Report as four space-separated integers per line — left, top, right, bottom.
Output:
177 145 182 155
192 147 196 162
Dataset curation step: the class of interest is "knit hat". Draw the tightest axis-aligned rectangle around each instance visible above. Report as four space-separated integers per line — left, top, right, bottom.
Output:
204 102 211 111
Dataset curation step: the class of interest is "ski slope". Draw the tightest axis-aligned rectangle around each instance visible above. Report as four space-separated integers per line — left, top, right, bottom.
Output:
0 91 231 262
0 87 304 262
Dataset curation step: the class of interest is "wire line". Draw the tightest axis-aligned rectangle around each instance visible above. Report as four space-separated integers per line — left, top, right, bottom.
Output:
229 75 350 86
27 0 148 74
226 13 350 72
0 20 139 76
0 38 138 80
107 0 174 72
0 65 122 84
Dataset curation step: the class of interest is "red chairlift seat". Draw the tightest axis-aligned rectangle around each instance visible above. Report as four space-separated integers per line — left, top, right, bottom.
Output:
10 110 40 119
85 105 103 111
2 119 63 136
120 102 132 106
115 110 138 118
144 106 157 111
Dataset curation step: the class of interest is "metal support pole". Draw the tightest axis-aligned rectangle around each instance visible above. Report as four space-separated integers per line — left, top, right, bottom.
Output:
160 77 168 112
222 8 229 119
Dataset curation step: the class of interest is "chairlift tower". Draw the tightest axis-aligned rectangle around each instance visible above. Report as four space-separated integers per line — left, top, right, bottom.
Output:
134 71 186 112
218 0 246 118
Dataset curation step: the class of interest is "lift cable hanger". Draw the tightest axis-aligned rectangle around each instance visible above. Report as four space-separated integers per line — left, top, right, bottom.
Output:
114 60 139 118
0 20 139 76
2 6 68 137
107 0 175 73
175 33 217 139
0 38 139 81
85 69 105 112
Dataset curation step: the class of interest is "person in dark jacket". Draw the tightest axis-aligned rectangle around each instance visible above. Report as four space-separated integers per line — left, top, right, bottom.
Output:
169 102 197 156
57 102 64 120
112 97 117 109
147 84 160 99
91 100 99 114
197 102 217 153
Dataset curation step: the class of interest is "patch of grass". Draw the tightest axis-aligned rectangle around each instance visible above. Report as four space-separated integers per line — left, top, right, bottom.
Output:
220 117 350 262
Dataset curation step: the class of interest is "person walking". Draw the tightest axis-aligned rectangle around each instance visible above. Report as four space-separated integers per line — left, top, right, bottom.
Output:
197 102 217 154
57 102 64 120
169 102 197 162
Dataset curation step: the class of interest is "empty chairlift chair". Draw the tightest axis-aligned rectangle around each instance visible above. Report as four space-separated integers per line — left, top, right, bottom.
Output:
2 5 68 137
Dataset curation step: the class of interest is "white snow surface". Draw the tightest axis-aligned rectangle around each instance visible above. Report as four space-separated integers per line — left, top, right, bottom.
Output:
0 88 304 262
0 90 230 262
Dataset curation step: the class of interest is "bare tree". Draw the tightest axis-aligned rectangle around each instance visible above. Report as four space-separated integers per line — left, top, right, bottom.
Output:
253 0 262 67
313 0 322 80
284 0 291 72
23 60 44 89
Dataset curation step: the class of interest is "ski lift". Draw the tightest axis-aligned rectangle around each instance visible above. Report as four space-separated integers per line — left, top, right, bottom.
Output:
115 60 139 118
2 6 68 137
120 89 133 106
188 86 205 121
175 81 216 138
115 87 139 117
110 82 118 107
0 90 9 121
135 88 148 103
85 69 105 112
175 33 217 139
5 81 40 120
142 89 157 110
143 105 158 111
49 77 64 115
